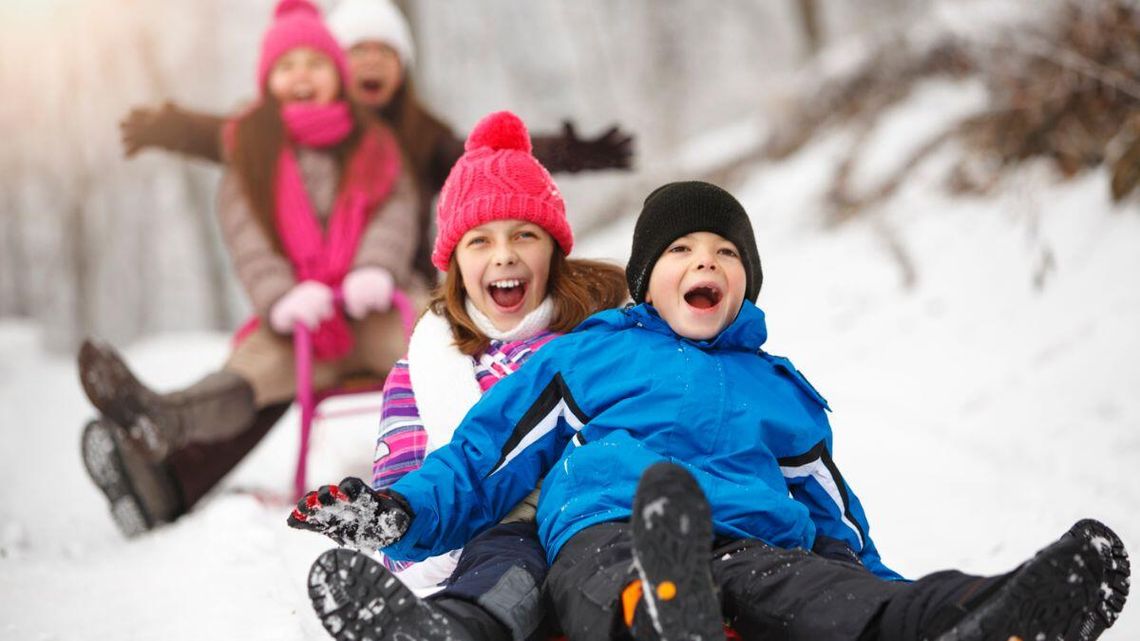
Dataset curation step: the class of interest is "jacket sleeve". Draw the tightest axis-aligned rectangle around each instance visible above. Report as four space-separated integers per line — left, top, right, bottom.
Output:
371 359 427 491
216 168 295 319
352 171 420 287
384 337 581 561
779 428 904 581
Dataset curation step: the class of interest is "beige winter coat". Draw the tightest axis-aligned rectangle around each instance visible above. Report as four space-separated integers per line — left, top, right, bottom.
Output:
217 147 420 319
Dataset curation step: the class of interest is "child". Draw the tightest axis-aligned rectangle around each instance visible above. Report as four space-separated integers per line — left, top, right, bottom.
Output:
294 109 628 641
117 0 634 286
80 0 419 536
289 181 1130 641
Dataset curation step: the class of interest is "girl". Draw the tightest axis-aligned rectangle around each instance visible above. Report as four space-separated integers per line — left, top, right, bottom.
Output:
80 0 420 535
291 109 629 641
118 0 635 286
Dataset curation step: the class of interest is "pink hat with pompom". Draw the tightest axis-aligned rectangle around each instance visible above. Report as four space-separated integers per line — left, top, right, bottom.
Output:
257 0 350 93
431 110 573 271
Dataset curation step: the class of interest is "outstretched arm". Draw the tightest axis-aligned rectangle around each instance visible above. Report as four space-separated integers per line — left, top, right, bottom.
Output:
531 120 634 173
120 101 226 163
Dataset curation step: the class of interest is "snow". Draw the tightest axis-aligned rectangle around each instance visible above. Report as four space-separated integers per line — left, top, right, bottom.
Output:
3 76 1139 639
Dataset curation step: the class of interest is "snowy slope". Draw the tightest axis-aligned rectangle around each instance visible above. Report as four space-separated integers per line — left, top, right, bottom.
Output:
3 77 1139 639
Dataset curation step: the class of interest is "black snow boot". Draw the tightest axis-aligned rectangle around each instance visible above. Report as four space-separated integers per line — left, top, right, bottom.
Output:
308 548 478 641
78 339 256 461
626 462 725 641
925 522 1127 641
1062 519 1130 639
81 417 183 537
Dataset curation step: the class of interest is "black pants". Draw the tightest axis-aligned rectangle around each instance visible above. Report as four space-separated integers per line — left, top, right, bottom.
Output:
430 521 550 641
545 522 987 641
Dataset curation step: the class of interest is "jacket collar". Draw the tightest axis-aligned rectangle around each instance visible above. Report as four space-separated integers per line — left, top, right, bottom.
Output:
579 301 768 352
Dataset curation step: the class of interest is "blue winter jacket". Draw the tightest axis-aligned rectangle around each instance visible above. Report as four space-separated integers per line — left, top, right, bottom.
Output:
386 301 902 580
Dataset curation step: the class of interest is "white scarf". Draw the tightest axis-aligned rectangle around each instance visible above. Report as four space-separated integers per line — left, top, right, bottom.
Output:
464 297 555 343
407 298 553 451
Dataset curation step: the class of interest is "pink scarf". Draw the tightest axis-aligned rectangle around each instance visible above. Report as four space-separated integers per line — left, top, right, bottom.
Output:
233 101 402 360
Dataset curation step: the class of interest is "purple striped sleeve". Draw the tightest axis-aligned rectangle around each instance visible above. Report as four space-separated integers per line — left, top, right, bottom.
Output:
372 359 427 491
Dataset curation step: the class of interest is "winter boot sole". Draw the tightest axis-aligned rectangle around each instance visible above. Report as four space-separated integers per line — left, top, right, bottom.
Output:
1064 519 1130 639
308 548 470 641
630 462 725 641
81 419 153 537
933 536 1112 641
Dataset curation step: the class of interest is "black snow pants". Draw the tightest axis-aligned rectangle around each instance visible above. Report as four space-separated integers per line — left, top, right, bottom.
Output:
429 520 551 641
544 522 993 641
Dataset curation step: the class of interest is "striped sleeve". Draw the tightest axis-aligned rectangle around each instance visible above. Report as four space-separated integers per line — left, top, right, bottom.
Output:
372 358 427 574
372 359 428 490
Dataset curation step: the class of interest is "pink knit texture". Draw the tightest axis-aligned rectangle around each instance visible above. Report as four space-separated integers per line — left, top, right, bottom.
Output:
431 111 572 271
257 0 350 93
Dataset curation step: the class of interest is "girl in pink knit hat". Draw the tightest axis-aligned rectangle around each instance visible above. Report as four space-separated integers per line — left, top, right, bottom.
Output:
118 0 635 287
289 110 629 641
78 0 421 537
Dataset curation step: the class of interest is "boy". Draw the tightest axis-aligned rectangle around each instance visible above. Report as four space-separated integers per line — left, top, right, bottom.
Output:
290 181 1129 641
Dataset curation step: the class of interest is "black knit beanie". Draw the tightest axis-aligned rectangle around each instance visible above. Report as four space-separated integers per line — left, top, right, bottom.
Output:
626 181 762 303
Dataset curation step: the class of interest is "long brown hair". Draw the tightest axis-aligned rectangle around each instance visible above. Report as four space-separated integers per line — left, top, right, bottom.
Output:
379 77 456 189
230 92 368 253
429 249 629 356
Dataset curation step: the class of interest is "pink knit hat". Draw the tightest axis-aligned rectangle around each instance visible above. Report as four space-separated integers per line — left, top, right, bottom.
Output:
257 0 350 93
432 111 573 271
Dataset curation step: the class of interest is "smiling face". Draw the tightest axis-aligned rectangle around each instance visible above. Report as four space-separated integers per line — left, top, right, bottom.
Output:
645 231 747 341
346 41 404 108
455 219 555 332
267 47 341 106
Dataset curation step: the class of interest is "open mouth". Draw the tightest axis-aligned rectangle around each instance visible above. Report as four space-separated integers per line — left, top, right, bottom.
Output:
289 87 317 103
487 279 528 311
357 78 384 95
683 284 723 310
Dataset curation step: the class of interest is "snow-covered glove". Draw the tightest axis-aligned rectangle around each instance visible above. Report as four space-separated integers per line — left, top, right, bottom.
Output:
268 280 335 334
287 477 413 550
531 120 635 173
341 267 395 319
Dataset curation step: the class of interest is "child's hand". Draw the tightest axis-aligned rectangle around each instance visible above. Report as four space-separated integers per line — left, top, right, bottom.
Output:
268 281 335 333
341 267 395 319
558 120 635 172
287 477 412 551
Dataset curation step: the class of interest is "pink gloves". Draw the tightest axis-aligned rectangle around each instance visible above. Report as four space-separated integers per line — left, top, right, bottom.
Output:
342 267 395 319
269 281 335 334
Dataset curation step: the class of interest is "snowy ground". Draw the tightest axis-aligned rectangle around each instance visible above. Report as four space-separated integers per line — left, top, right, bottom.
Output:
3 77 1139 639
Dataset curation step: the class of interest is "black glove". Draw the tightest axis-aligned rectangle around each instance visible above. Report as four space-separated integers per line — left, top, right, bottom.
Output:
287 476 412 550
532 120 635 173
119 101 226 163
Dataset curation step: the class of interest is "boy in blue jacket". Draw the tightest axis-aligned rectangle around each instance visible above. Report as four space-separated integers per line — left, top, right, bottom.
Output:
289 182 1129 641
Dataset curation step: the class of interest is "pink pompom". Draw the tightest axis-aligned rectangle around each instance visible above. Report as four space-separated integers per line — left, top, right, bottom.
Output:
275 0 320 20
464 110 532 153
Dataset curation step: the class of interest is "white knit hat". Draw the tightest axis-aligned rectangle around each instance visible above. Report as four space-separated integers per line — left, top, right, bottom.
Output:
327 0 415 67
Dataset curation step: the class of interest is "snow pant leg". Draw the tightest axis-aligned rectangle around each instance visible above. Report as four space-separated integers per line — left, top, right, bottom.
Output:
165 401 290 511
224 324 325 407
226 310 413 409
872 569 1001 641
431 521 549 641
544 522 638 641
710 538 908 641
